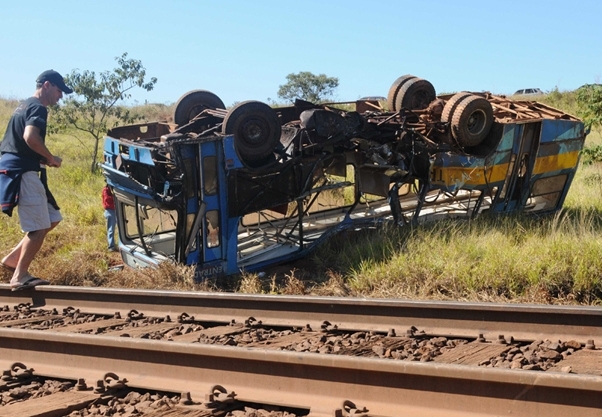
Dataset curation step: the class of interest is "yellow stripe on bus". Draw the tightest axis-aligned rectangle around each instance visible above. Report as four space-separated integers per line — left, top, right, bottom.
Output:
532 151 580 175
431 163 509 187
431 151 580 188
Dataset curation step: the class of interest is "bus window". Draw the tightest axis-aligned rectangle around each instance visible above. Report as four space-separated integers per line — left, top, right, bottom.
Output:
206 210 220 248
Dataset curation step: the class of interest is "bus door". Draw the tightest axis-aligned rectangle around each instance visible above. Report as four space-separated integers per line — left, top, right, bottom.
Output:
195 140 227 274
493 122 541 212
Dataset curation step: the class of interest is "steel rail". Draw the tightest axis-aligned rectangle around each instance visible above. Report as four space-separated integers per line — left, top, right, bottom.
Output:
1 284 601 343
0 327 601 417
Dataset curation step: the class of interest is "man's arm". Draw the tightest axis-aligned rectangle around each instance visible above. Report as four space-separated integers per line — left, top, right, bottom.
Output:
23 125 62 167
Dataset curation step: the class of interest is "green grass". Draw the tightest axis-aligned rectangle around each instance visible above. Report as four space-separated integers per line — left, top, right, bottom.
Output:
1 92 602 305
325 213 602 304
537 88 580 117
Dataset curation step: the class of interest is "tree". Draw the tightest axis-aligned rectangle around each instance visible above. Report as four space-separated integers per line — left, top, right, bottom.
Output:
51 53 157 172
277 71 339 104
576 84 602 130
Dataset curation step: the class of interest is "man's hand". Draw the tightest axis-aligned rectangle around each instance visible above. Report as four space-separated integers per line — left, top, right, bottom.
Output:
47 155 62 168
23 125 62 167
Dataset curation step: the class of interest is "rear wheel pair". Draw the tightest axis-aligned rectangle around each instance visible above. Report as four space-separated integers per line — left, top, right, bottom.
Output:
174 91 280 167
387 75 494 147
441 93 493 147
387 75 436 112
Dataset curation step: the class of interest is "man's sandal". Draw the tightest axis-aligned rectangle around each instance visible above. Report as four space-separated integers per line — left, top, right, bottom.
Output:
11 276 50 291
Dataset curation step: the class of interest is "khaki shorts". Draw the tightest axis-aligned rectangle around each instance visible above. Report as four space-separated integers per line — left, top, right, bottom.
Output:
18 171 62 232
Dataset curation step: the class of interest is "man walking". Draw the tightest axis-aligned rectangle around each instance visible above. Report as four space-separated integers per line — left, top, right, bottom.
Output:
0 70 73 290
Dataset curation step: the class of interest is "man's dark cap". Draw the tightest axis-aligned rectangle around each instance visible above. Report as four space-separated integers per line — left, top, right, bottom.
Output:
36 69 73 94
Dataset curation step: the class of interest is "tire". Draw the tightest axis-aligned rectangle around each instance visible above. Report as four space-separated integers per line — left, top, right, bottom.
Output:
222 101 281 165
394 78 436 111
441 92 471 123
387 75 416 112
450 95 494 147
173 90 225 126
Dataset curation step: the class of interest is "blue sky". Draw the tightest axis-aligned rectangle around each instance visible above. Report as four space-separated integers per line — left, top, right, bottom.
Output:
1 0 600 107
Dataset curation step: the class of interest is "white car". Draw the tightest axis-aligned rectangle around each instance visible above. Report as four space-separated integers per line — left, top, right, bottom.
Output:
513 88 544 96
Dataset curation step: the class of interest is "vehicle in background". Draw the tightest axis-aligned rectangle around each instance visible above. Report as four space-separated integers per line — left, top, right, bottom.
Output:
359 96 386 101
101 75 586 280
513 88 544 96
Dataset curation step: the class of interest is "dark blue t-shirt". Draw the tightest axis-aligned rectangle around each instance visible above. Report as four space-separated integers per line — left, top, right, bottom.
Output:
0 97 47 162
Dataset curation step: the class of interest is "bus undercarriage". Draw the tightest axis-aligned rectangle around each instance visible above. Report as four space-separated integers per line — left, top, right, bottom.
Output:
101 75 586 279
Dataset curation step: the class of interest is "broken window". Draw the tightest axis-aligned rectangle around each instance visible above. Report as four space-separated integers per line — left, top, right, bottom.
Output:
206 210 220 248
122 203 178 255
525 175 567 212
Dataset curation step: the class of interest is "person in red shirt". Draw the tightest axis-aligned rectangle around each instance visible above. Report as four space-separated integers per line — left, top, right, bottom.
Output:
102 183 116 251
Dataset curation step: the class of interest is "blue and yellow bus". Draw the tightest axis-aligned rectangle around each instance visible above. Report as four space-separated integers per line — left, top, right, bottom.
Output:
101 82 586 280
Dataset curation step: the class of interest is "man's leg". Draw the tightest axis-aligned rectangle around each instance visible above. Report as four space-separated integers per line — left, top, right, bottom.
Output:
1 240 24 269
8 172 62 285
9 221 59 285
106 209 116 249
11 229 50 284
2 221 59 269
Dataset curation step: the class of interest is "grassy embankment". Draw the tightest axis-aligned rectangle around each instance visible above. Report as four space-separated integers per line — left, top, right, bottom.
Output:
1 92 602 305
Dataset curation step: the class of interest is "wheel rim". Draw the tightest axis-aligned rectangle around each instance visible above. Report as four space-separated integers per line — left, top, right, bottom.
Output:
407 90 433 110
466 109 487 136
188 105 208 121
239 118 270 145
223 100 281 166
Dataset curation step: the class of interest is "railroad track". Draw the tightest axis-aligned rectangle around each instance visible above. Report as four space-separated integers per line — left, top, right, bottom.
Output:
0 284 601 416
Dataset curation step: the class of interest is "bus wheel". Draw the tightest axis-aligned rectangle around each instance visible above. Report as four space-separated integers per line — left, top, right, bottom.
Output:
450 95 494 147
173 90 225 126
387 74 417 112
441 92 471 124
222 100 281 166
394 78 436 111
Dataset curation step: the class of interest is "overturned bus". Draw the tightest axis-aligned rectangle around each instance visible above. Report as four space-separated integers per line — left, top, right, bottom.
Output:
100 75 587 280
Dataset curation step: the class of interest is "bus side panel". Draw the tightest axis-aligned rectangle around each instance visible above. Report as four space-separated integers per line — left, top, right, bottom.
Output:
430 124 516 191
527 119 586 212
